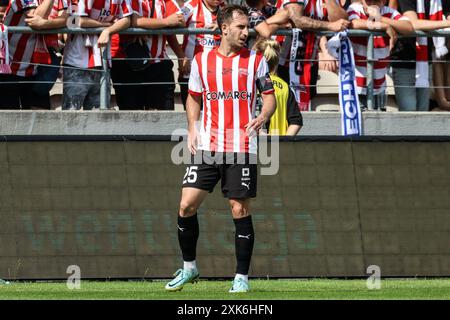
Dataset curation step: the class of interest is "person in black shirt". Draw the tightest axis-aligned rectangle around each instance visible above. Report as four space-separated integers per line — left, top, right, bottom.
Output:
390 0 450 111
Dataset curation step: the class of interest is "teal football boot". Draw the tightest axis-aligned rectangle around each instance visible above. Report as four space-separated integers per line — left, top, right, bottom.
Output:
165 269 199 291
229 278 250 293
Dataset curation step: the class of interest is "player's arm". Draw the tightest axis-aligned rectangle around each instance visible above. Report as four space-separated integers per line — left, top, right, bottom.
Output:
246 61 276 134
186 94 201 155
249 92 276 134
186 56 203 154
286 2 349 32
285 88 302 136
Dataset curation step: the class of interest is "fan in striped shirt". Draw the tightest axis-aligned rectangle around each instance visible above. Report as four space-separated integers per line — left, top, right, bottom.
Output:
347 0 413 111
130 0 184 110
176 0 224 109
62 0 133 110
0 0 66 110
110 0 184 110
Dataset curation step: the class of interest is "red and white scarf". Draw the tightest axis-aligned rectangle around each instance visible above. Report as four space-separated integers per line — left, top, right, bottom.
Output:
0 24 11 74
416 0 448 87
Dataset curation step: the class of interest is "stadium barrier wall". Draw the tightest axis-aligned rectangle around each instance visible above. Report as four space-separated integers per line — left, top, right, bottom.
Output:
4 111 450 136
0 137 449 279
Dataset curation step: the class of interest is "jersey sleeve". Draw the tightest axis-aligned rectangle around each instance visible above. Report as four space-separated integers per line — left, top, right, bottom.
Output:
255 57 275 95
188 56 203 96
286 88 303 126
347 3 364 21
119 0 133 18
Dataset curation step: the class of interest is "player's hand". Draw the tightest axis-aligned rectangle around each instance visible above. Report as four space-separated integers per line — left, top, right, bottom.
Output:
386 26 397 51
187 128 198 155
97 29 111 48
165 13 185 27
245 114 268 137
328 19 350 32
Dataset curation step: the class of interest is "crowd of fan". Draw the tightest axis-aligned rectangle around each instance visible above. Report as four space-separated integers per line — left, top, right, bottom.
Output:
0 0 450 113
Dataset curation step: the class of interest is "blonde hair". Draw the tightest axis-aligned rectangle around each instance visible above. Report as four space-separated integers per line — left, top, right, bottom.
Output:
255 39 280 75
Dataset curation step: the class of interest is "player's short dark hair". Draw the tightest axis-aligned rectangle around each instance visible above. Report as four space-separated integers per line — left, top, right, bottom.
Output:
217 5 249 32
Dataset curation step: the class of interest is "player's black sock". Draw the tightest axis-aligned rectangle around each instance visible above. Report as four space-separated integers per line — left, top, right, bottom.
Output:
178 213 199 262
234 215 254 275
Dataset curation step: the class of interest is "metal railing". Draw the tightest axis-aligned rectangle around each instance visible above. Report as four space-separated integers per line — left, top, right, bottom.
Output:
6 27 450 110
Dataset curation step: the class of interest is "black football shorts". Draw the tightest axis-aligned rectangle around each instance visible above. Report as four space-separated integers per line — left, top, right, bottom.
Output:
182 151 257 199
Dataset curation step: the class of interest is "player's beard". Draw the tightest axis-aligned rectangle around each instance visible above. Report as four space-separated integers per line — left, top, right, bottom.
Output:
229 34 247 52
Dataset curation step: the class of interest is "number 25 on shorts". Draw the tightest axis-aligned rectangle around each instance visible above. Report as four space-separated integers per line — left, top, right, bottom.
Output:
183 166 198 184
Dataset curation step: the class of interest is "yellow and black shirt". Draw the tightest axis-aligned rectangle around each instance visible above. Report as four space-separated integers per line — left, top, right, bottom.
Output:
265 74 303 135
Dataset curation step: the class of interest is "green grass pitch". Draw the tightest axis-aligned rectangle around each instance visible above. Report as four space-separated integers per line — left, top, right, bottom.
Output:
0 279 449 300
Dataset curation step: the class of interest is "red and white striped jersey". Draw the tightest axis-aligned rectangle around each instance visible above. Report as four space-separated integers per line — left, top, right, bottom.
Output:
4 0 52 77
132 0 180 63
181 0 222 61
188 48 274 154
63 0 133 68
347 3 408 94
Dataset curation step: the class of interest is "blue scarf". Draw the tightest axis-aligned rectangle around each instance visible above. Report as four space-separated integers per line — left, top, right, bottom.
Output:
336 31 362 136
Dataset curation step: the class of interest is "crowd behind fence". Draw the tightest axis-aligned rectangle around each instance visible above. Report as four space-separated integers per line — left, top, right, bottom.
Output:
2 26 450 112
